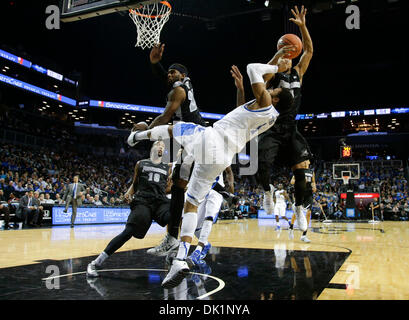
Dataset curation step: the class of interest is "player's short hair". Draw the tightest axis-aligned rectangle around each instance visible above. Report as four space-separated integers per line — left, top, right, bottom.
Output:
275 88 294 112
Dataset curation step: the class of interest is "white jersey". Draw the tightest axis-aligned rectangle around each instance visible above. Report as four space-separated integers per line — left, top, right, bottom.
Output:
213 99 279 154
214 173 224 188
275 190 286 204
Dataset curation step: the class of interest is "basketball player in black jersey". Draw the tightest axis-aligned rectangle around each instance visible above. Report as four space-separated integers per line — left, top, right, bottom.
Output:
128 43 207 256
289 161 317 242
86 141 172 277
129 44 232 257
232 5 313 232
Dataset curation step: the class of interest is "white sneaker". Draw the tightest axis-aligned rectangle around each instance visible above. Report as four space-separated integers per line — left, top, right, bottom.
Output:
147 233 179 257
263 190 274 215
300 235 311 243
87 261 99 277
161 259 190 289
288 229 294 240
294 205 308 232
127 130 140 147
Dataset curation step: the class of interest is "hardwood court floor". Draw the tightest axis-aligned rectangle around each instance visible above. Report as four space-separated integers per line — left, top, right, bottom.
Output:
0 219 408 300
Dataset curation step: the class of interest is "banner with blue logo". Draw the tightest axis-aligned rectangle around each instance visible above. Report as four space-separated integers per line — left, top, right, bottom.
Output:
52 206 131 225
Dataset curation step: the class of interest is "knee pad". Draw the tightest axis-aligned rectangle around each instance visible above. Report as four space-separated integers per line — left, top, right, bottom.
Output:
180 212 197 239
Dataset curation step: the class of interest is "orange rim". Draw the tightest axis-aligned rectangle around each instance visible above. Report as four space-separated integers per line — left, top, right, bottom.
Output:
129 1 172 19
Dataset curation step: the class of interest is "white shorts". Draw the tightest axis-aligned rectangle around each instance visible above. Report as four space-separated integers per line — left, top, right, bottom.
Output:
274 203 287 217
173 122 233 206
196 189 223 232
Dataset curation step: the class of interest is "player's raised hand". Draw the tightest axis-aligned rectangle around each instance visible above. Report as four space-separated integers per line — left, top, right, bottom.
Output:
150 43 165 64
289 5 307 27
276 45 297 58
230 65 244 91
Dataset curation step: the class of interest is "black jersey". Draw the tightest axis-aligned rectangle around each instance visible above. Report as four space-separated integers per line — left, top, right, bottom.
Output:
269 68 302 126
304 169 314 193
169 77 206 126
133 159 169 200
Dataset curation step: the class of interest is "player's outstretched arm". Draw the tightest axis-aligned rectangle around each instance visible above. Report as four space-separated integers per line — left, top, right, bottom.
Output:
148 86 186 128
246 63 278 108
150 43 168 84
290 5 313 80
231 65 245 107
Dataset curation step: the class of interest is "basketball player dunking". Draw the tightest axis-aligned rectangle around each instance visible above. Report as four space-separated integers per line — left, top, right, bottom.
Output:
233 6 314 233
87 141 173 277
129 61 294 288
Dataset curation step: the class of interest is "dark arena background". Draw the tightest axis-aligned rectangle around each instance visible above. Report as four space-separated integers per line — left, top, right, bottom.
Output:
0 0 408 314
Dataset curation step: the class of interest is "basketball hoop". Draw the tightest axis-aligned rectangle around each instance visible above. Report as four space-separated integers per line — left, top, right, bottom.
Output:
129 1 172 49
342 176 350 185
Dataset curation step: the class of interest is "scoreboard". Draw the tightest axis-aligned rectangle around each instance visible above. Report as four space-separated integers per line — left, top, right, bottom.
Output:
341 146 352 159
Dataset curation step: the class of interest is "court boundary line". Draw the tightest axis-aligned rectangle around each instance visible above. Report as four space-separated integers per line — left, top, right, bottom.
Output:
41 268 225 300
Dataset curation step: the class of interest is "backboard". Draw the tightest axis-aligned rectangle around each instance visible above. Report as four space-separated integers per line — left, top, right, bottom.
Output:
60 0 158 22
332 163 360 183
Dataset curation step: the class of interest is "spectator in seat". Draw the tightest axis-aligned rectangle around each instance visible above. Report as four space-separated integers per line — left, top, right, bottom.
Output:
33 191 44 226
16 190 41 227
0 189 10 230
94 194 103 206
101 196 109 206
54 193 64 205
42 193 55 204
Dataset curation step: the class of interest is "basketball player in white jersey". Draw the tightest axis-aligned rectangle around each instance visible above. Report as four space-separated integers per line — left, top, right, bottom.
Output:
273 183 292 231
128 62 299 288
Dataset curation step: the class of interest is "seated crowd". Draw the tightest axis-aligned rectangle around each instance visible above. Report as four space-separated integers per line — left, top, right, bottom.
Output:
230 163 408 222
0 142 142 229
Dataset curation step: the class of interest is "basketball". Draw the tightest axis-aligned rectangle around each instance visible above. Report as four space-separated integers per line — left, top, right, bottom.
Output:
277 34 303 59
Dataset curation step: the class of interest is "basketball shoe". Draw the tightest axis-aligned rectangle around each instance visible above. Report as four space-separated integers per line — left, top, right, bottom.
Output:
127 130 141 147
87 261 99 277
199 242 212 260
162 259 190 289
300 235 311 243
186 249 201 268
147 233 179 256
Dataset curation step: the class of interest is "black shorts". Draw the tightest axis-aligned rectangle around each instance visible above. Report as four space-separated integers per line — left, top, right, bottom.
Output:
258 124 313 168
127 196 171 238
303 191 314 210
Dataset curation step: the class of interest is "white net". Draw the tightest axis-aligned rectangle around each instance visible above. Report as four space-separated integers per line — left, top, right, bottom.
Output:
129 1 172 50
342 176 350 185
